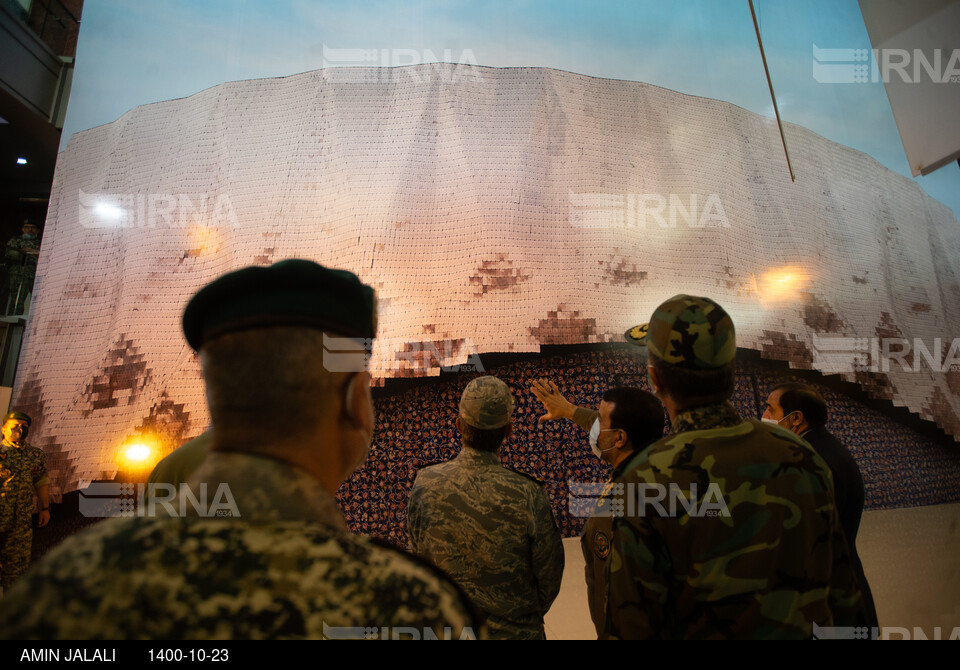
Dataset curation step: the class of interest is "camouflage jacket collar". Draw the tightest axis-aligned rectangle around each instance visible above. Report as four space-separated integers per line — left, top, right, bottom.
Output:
0 438 25 453
456 447 501 467
186 452 347 530
670 401 743 435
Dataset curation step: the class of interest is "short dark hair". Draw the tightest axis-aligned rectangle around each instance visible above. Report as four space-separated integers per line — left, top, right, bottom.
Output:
648 353 736 407
773 383 828 429
601 387 665 451
460 421 510 452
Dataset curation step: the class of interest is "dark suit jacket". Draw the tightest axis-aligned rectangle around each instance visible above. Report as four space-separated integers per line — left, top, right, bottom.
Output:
802 425 879 628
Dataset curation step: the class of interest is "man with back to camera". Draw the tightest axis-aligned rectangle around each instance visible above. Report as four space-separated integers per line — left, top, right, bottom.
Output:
605 294 866 639
0 259 480 639
763 382 879 629
0 411 49 594
408 375 563 639
529 381 665 636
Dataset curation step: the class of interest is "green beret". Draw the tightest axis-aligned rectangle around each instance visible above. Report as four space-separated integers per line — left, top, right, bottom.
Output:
182 259 377 350
4 411 32 426
625 294 736 370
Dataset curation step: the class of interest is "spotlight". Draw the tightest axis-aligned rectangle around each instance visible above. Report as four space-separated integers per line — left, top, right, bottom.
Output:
758 266 812 303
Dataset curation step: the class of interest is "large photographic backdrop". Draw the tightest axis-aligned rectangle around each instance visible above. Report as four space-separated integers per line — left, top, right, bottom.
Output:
16 64 960 495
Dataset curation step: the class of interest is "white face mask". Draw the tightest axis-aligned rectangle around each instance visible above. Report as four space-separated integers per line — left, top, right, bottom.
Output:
762 412 795 427
589 418 619 459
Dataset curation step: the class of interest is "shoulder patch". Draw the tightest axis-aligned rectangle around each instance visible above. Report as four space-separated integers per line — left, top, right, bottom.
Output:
593 530 611 559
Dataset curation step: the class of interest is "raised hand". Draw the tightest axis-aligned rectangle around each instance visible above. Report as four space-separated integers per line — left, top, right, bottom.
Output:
530 378 577 424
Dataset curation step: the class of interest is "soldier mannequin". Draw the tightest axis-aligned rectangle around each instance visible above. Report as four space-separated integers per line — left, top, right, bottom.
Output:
4 221 42 314
0 411 49 593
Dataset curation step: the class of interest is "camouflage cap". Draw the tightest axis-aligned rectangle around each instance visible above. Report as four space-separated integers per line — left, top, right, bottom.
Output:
182 259 377 350
459 376 515 430
3 411 31 425
624 295 736 370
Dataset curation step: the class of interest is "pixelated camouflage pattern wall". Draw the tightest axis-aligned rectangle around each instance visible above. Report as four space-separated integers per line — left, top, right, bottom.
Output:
15 65 960 495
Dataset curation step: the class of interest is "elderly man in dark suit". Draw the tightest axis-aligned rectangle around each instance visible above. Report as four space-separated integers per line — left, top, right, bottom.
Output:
763 382 879 630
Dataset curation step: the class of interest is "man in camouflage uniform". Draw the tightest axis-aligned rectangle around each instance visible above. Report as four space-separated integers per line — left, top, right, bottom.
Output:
4 220 41 315
0 411 49 593
529 381 665 636
0 260 480 639
408 376 564 639
596 294 866 639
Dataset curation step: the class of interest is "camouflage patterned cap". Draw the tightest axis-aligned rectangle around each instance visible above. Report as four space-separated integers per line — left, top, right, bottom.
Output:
459 376 515 430
182 259 376 350
3 411 31 426
624 294 736 370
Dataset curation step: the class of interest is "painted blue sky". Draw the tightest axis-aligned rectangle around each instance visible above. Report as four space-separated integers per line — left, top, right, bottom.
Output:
62 0 960 219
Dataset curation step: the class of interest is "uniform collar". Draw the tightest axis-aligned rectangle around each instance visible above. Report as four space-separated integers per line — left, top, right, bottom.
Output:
670 401 743 435
186 451 346 530
456 447 501 466
609 447 643 479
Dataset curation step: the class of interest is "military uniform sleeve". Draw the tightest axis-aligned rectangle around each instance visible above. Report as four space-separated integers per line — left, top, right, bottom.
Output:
529 485 564 615
605 510 673 639
407 475 425 553
573 407 599 433
30 447 49 488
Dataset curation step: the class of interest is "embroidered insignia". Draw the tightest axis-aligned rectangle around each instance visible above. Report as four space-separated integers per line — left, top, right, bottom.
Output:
594 531 611 559
624 323 649 346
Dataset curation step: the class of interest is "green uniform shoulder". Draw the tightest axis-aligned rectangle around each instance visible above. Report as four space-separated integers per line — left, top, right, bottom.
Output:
503 466 545 487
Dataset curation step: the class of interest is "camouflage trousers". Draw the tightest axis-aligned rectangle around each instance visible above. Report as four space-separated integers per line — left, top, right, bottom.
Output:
486 617 547 640
0 518 32 589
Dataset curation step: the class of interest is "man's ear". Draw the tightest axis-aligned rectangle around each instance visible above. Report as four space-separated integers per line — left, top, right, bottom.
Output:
647 364 662 396
344 371 373 431
789 411 806 432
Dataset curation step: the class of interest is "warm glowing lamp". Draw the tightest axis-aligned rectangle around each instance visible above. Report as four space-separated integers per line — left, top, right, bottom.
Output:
758 266 812 304
115 436 163 481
